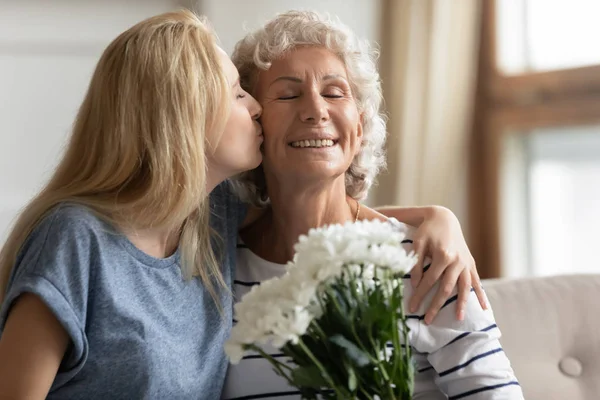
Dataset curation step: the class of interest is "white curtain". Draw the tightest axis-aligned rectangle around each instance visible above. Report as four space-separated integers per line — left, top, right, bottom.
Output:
371 0 481 225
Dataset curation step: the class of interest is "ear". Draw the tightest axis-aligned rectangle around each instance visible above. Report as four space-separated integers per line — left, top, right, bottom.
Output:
353 113 364 157
357 113 365 139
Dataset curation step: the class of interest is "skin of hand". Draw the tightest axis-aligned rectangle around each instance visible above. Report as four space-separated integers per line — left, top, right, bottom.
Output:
401 206 487 324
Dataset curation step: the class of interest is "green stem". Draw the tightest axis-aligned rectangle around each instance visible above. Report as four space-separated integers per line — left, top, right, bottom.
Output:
352 320 380 366
355 269 395 399
352 267 396 396
310 320 341 379
391 277 413 396
359 387 375 400
248 344 294 385
390 284 403 381
399 281 413 376
311 320 327 340
328 282 378 366
311 320 334 354
296 338 346 400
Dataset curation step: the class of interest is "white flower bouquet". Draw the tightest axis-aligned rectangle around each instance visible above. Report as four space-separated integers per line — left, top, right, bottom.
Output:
225 219 418 399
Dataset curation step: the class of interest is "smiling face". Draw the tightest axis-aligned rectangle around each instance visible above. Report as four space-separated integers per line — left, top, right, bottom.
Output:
254 46 363 186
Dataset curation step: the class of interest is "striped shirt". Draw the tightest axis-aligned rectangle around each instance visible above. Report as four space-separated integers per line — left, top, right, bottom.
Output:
222 220 524 400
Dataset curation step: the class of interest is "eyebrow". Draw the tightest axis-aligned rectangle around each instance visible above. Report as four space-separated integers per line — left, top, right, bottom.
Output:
270 76 302 86
232 77 240 88
323 74 346 81
269 74 347 88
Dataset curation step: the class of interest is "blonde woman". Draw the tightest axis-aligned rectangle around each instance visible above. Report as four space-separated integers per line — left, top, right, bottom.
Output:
0 9 480 400
0 10 263 399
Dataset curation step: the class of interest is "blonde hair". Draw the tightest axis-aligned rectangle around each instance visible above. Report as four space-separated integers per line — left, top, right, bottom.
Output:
231 10 387 205
0 10 230 304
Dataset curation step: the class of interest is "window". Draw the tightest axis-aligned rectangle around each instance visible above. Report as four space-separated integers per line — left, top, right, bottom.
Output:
500 125 600 278
469 0 600 278
496 0 600 74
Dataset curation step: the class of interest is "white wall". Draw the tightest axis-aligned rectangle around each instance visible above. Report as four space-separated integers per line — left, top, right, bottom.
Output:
201 0 382 55
0 0 182 239
0 0 382 239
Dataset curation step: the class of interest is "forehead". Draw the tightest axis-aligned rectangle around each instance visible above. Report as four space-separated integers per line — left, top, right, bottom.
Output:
263 46 348 80
216 45 238 82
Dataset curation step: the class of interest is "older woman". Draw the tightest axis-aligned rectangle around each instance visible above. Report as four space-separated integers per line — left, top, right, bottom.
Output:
222 11 524 400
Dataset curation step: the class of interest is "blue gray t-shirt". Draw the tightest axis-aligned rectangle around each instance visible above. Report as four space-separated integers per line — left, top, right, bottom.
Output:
0 181 245 399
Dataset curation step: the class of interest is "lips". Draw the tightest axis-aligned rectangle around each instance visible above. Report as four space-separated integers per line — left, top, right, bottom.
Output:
290 139 336 148
288 131 338 149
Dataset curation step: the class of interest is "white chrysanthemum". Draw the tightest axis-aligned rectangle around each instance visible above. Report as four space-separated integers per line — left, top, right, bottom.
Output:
225 219 418 363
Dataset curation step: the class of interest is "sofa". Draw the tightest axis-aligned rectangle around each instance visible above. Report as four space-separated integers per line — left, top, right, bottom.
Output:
483 274 600 399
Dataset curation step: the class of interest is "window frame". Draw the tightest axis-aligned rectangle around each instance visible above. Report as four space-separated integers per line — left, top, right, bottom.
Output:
468 0 600 278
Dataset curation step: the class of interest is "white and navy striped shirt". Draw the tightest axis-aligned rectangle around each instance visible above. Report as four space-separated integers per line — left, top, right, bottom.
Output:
222 220 524 400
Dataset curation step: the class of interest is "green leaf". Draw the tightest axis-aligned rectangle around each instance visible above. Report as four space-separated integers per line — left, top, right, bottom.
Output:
347 365 357 391
329 334 371 367
291 365 328 389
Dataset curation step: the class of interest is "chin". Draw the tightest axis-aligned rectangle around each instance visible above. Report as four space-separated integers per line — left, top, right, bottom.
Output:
245 155 263 172
289 166 345 181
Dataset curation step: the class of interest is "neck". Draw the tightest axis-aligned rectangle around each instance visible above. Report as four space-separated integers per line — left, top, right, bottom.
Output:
260 177 358 264
205 170 227 194
205 157 240 194
122 225 181 259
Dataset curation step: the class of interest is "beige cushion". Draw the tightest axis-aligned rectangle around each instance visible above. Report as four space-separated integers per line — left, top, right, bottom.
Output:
483 274 600 400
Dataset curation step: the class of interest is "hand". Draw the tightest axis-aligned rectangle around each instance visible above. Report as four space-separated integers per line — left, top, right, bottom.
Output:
407 206 487 324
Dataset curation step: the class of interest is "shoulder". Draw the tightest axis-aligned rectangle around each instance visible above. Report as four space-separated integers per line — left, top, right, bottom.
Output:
23 204 113 254
44 203 110 231
5 204 123 319
388 218 417 240
12 203 120 285
358 205 417 239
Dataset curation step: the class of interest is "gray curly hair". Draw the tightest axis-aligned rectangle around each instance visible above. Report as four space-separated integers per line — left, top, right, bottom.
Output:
231 10 387 205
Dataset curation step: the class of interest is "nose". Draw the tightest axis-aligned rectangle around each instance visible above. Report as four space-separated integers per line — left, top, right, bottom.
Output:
300 90 329 123
249 95 262 120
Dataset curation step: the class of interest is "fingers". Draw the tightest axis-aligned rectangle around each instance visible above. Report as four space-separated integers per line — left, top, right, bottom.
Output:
423 262 463 324
455 270 472 321
410 238 427 289
408 251 448 313
471 268 488 310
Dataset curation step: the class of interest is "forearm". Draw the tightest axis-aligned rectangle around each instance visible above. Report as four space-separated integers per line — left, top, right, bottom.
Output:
375 205 445 227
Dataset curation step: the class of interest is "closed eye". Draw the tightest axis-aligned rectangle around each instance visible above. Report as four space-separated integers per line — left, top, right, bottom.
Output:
323 94 343 98
278 95 299 100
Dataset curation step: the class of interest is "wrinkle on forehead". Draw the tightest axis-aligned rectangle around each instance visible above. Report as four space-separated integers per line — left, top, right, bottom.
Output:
257 47 350 96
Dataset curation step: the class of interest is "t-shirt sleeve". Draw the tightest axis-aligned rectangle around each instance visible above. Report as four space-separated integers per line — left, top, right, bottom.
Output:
0 206 93 388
